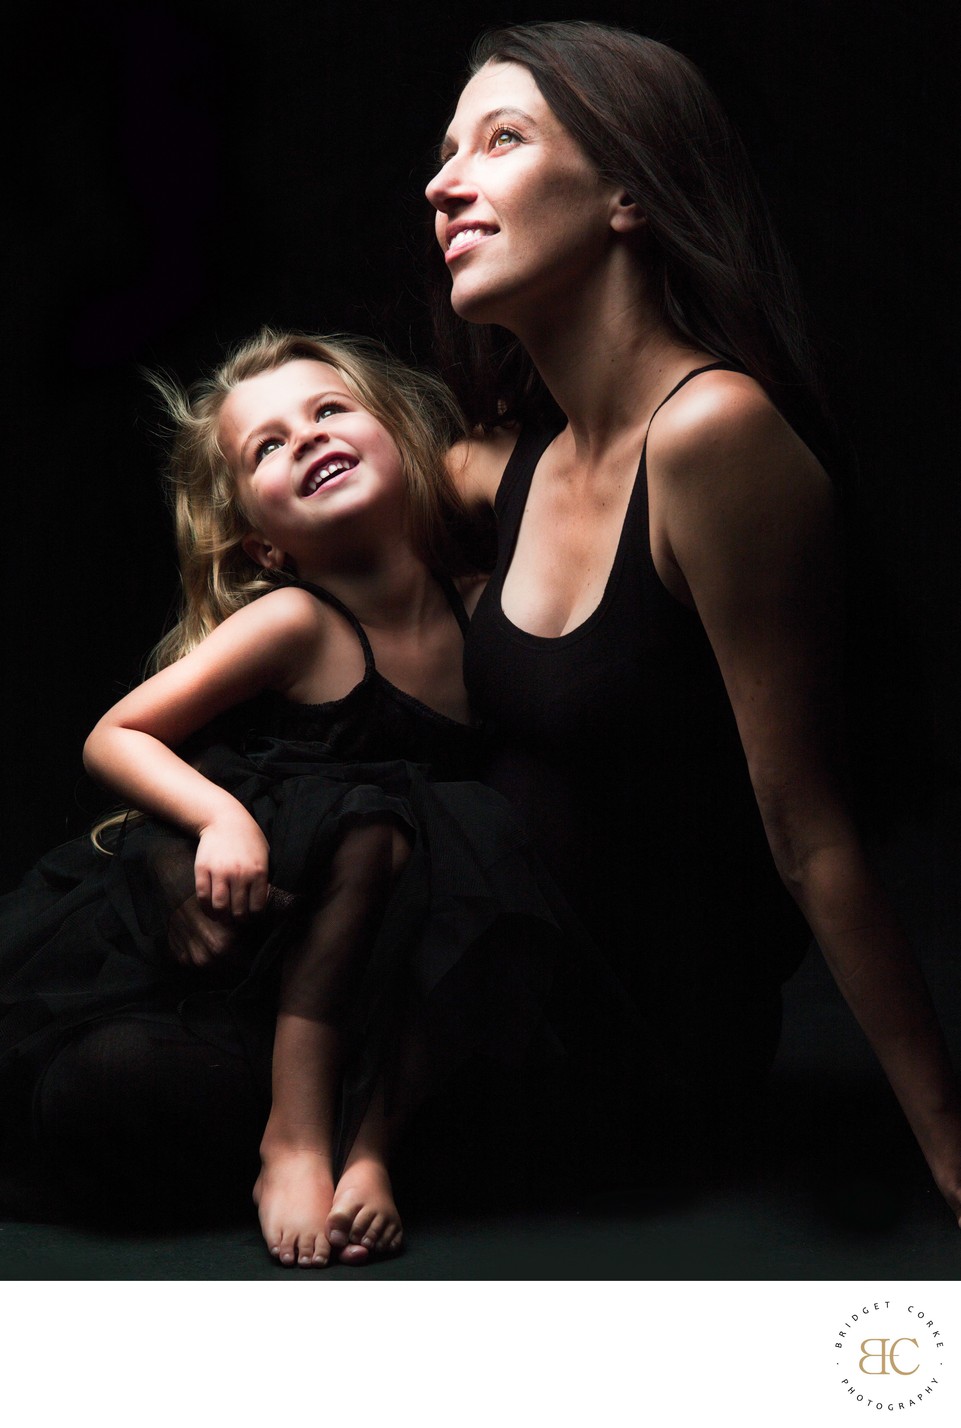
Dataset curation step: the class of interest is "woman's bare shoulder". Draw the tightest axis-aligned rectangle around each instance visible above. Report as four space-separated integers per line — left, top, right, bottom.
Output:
649 369 825 492
446 426 520 508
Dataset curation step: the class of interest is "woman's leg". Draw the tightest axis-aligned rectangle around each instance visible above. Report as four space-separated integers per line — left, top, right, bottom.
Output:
31 1012 268 1225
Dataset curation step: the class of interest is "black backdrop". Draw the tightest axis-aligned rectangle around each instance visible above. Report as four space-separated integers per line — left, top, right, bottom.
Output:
5 0 959 886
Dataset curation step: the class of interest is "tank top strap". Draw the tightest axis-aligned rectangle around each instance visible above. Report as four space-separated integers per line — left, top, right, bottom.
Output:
434 570 471 639
265 570 470 664
639 360 744 467
494 418 562 518
275 575 376 673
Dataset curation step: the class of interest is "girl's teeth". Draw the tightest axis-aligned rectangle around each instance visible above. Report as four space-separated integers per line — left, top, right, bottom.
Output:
305 459 352 494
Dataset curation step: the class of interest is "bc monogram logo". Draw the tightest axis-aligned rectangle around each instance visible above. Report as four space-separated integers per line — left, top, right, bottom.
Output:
831 1298 949 1412
858 1339 919 1377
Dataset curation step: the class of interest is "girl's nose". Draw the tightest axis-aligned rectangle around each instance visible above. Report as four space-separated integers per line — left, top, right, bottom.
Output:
293 421 329 457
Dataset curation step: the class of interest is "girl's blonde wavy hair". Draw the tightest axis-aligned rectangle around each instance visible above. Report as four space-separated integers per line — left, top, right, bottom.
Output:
150 327 470 671
93 330 470 852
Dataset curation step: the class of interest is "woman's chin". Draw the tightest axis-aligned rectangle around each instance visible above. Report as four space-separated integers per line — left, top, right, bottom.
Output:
449 278 506 326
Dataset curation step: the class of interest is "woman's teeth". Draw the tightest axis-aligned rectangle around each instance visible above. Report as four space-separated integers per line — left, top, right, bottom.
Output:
448 227 490 252
303 458 355 495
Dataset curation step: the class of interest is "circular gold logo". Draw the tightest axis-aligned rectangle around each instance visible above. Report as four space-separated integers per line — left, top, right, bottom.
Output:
834 1298 948 1411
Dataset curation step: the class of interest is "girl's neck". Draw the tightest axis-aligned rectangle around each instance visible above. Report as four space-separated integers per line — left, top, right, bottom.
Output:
295 543 443 632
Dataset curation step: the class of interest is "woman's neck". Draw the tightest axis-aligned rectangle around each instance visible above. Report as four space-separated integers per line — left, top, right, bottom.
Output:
510 256 705 457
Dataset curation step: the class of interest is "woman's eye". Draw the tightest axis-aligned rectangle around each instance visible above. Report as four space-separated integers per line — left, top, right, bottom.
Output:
490 128 520 149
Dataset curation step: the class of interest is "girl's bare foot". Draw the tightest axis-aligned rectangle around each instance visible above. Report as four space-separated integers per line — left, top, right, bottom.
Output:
253 1146 336 1267
326 1154 403 1263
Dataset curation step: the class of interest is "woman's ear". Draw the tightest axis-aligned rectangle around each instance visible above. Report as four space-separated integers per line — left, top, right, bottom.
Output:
242 532 289 571
609 191 646 235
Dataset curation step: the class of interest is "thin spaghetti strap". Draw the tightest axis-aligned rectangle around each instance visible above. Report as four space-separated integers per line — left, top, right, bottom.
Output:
434 571 471 638
274 574 376 672
640 360 743 463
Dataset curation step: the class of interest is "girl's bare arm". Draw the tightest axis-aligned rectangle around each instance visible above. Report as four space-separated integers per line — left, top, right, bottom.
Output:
84 587 325 919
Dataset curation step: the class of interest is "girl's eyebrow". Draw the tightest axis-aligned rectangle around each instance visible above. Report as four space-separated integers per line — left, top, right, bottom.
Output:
438 106 538 161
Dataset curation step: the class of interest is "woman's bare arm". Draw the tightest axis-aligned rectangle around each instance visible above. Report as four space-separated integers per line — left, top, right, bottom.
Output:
651 372 961 1223
446 427 519 509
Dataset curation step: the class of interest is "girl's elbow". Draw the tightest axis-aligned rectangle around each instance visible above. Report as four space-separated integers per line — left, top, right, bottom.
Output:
82 721 113 780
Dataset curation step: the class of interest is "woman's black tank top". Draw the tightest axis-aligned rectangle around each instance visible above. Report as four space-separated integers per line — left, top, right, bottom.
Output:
464 365 808 999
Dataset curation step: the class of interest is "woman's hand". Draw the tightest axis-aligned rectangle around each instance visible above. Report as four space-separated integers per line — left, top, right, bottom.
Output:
933 1165 961 1230
168 894 240 968
194 811 271 921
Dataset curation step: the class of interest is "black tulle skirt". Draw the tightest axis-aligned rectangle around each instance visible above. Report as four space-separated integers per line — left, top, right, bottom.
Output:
0 737 600 1170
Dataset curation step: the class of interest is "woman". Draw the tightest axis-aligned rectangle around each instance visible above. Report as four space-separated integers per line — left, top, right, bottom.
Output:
424 21 961 1218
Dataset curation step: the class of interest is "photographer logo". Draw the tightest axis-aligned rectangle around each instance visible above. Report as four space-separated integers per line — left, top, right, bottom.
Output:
834 1299 947 1411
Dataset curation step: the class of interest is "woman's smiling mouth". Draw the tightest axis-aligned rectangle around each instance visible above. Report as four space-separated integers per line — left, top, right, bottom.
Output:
445 224 499 261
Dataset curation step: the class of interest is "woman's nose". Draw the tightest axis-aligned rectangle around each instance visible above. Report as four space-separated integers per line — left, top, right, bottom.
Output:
425 157 474 212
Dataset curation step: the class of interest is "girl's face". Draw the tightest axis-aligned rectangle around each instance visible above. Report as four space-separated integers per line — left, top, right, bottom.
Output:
426 61 619 327
218 359 405 570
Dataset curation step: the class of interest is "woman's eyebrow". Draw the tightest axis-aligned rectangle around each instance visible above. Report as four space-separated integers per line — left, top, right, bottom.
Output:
439 107 539 160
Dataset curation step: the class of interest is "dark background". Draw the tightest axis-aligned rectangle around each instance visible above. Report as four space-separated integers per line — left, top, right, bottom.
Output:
4 0 959 887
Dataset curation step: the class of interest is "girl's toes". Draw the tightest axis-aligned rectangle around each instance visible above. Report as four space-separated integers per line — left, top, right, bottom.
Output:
360 1213 386 1249
337 1242 371 1265
326 1215 351 1248
348 1208 377 1245
296 1232 327 1267
326 1198 357 1248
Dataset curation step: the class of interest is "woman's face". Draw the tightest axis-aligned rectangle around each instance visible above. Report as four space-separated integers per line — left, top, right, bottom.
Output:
426 61 619 327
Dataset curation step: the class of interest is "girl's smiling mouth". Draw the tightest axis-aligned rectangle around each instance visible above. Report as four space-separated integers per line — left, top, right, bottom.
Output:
301 455 358 496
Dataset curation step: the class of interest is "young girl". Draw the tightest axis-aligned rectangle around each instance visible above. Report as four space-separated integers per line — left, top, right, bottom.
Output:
0 329 586 1266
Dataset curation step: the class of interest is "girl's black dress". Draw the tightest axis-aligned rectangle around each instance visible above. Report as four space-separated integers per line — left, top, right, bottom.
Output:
0 576 590 1215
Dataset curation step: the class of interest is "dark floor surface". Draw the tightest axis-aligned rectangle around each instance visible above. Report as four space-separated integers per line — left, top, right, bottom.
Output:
2 817 958 1280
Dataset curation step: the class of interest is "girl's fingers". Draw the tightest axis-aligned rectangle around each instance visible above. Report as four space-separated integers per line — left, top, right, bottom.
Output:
249 876 269 916
195 867 212 910
209 872 231 914
230 879 248 920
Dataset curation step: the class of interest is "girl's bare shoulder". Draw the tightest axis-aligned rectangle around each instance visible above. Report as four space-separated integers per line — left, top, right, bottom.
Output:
223 583 331 651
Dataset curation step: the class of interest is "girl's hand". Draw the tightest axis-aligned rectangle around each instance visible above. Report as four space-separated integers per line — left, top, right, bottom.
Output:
194 813 270 920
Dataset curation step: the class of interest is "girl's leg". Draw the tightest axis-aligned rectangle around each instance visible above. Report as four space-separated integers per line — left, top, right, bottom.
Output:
253 819 410 1267
326 1025 431 1263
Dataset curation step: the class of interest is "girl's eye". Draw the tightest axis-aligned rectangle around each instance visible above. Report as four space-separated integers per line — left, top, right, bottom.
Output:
255 437 283 463
316 401 345 419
